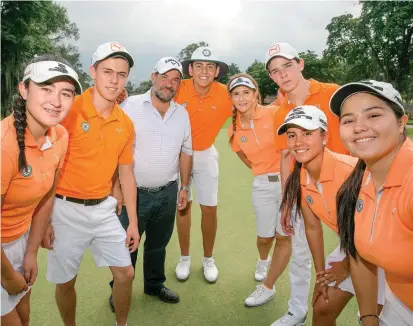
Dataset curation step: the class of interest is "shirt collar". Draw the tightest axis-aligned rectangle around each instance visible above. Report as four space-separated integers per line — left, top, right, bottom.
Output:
300 148 335 188
284 79 322 105
187 78 217 98
81 87 121 122
143 88 178 115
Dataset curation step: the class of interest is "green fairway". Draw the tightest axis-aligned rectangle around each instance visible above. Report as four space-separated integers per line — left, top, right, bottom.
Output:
30 130 359 326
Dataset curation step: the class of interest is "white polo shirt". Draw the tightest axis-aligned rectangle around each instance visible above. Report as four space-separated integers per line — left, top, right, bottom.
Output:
121 89 193 188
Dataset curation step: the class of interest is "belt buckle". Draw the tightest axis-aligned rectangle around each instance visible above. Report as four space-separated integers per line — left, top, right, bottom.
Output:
84 199 98 206
268 175 280 182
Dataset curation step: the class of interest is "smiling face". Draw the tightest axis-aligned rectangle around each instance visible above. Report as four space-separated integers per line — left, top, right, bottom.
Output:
267 57 304 93
339 92 407 165
90 57 129 102
286 126 327 164
19 79 75 128
230 85 258 114
151 69 181 103
188 61 219 88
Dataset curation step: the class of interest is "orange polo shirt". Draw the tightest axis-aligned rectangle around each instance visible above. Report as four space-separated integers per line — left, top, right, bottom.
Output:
1 116 68 243
354 138 413 310
228 105 281 176
57 88 134 199
300 149 357 233
175 79 232 151
273 79 348 154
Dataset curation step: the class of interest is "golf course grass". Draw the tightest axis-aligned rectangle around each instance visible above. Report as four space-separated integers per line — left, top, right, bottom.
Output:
29 130 360 326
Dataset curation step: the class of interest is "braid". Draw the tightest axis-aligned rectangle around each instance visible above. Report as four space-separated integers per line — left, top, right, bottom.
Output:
229 107 237 145
12 93 28 172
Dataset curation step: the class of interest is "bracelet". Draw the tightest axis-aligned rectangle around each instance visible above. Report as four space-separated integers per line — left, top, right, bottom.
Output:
359 314 379 325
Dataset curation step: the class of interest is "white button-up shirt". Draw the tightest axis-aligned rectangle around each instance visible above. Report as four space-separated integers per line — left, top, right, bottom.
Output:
121 89 193 188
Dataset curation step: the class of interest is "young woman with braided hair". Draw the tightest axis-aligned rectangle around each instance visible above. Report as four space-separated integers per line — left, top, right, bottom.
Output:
226 73 292 308
331 81 412 326
1 54 82 325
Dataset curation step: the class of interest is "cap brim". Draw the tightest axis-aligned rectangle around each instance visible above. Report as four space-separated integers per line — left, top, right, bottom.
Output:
30 74 83 95
157 68 183 77
182 60 229 79
330 83 404 116
265 53 297 68
277 120 321 135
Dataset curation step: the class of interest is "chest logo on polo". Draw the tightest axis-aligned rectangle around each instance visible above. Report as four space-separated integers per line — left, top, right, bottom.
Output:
21 165 32 178
240 136 247 142
306 195 313 205
81 121 90 132
116 128 122 133
356 199 364 212
212 106 216 110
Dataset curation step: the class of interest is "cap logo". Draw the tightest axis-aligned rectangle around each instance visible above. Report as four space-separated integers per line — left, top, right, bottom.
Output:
165 58 180 66
49 63 69 74
319 118 327 128
21 165 32 178
202 49 211 57
268 44 280 56
110 42 124 52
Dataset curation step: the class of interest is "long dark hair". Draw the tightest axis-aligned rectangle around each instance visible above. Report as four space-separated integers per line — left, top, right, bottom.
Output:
336 97 406 258
13 54 71 173
280 160 303 223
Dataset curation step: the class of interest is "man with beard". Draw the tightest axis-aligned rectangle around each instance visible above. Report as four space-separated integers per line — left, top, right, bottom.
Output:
108 57 193 309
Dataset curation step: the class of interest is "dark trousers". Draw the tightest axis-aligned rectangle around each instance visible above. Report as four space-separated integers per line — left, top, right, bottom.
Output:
110 181 178 294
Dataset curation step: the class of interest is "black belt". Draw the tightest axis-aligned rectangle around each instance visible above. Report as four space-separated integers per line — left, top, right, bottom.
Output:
139 180 176 193
55 194 108 206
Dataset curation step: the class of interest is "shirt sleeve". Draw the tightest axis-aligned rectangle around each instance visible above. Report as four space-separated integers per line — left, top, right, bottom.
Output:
118 123 134 165
1 149 16 195
181 112 193 156
225 95 234 118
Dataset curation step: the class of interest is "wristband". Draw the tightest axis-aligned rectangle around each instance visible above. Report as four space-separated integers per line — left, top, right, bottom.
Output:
358 314 379 325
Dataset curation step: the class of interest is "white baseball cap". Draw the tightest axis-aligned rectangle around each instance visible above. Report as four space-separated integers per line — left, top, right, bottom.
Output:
182 47 229 79
330 80 405 116
277 105 328 135
91 42 134 68
229 76 256 92
153 57 183 76
264 43 300 69
23 60 83 94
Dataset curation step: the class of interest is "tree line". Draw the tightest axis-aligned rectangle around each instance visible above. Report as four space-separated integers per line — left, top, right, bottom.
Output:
2 0 412 118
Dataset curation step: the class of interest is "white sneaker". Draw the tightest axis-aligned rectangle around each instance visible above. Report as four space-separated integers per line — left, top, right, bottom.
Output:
202 257 218 283
255 256 271 281
176 256 191 281
270 312 306 326
244 285 275 307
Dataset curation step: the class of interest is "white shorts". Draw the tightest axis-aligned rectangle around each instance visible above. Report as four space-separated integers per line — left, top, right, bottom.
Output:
252 173 287 237
326 245 385 305
185 145 219 206
380 283 413 326
46 196 132 284
1 231 31 316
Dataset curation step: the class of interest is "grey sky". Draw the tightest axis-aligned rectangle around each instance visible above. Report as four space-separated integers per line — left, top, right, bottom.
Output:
60 0 361 85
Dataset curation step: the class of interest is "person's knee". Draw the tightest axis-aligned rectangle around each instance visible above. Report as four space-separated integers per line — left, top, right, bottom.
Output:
113 266 134 284
313 296 331 320
257 236 274 246
275 234 292 248
200 205 217 216
56 277 77 294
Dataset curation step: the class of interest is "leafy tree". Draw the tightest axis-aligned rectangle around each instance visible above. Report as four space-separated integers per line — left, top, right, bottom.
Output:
219 62 242 85
324 1 413 100
1 0 88 116
246 60 277 100
136 80 152 94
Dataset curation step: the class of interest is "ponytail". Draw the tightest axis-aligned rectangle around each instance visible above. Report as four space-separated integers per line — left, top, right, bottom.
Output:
12 92 28 172
280 160 302 223
336 159 366 258
228 107 237 146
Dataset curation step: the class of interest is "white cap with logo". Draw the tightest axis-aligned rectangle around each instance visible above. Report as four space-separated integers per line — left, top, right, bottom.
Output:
91 42 134 68
330 80 405 116
277 105 328 135
181 46 229 79
229 77 256 92
23 60 83 95
265 43 300 69
153 57 183 76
